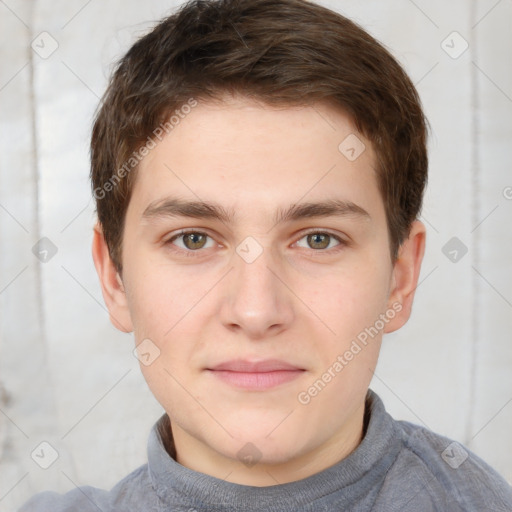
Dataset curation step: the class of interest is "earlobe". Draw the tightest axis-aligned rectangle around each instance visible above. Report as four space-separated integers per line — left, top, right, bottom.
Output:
384 220 426 333
91 223 133 333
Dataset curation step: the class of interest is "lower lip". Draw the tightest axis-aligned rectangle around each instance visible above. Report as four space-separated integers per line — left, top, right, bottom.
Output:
208 370 304 390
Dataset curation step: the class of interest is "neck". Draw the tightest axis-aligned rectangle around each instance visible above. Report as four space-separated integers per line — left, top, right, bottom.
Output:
163 401 367 486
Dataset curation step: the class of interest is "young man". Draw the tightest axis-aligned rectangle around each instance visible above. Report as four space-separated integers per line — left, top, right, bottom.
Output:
20 0 512 510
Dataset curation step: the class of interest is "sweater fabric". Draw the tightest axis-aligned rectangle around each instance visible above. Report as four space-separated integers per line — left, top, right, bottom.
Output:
19 389 512 511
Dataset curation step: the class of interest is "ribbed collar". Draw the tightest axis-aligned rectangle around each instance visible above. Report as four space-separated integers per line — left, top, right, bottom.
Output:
147 389 402 511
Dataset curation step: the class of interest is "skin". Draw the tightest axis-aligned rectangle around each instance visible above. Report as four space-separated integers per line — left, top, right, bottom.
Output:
92 95 426 486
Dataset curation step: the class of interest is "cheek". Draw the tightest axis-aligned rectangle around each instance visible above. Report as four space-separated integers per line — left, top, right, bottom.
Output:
126 262 215 395
125 260 209 339
128 279 175 340
298 262 390 410
128 267 203 410
304 259 391 340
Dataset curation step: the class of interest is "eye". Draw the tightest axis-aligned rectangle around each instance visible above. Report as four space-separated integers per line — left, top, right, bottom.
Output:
167 231 216 251
295 231 342 251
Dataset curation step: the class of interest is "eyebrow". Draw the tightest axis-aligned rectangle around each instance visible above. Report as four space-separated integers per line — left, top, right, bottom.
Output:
141 197 370 225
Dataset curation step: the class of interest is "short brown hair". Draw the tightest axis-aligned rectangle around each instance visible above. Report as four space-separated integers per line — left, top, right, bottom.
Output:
91 0 428 272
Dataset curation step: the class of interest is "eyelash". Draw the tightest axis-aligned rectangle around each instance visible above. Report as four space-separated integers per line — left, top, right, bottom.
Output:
164 229 347 257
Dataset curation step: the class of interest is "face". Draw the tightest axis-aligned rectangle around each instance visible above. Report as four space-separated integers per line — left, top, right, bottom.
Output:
94 95 425 485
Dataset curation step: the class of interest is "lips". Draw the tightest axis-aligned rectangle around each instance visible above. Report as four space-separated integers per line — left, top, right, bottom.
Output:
206 359 305 390
209 359 303 372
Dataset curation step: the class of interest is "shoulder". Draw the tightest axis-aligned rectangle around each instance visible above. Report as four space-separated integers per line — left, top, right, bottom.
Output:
18 486 110 512
17 464 159 512
379 419 512 511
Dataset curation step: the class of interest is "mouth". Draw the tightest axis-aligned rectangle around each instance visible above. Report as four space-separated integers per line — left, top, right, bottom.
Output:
206 359 306 390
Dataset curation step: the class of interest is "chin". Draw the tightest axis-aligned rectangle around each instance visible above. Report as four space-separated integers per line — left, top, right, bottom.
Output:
229 436 307 467
216 419 312 463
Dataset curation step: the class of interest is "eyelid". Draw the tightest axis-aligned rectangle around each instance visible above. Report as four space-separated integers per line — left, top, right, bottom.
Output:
166 228 212 240
163 228 219 251
164 228 349 255
293 228 348 249
295 228 346 240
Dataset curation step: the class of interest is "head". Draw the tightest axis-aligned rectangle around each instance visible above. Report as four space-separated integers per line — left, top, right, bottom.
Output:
91 0 427 484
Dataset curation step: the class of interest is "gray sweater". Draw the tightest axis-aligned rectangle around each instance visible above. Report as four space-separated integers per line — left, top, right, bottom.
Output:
19 390 512 511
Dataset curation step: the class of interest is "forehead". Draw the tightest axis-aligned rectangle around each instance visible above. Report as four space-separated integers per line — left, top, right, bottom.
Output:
129 97 383 221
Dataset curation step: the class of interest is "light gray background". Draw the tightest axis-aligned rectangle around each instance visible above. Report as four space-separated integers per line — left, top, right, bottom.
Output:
1 0 511 510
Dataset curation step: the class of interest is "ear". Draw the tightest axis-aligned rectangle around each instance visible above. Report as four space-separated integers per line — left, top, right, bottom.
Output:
91 222 133 333
384 220 426 334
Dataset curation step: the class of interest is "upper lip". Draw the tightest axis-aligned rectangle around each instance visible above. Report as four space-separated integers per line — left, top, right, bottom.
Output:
207 359 304 372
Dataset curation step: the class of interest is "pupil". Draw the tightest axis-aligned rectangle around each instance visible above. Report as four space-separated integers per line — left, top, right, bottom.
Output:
186 233 205 249
309 233 329 249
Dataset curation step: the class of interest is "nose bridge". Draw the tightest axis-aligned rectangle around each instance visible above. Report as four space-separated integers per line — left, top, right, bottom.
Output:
234 238 281 304
236 246 275 293
219 238 294 337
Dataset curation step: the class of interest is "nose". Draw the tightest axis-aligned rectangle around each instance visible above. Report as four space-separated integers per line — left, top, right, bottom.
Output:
218 243 295 340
